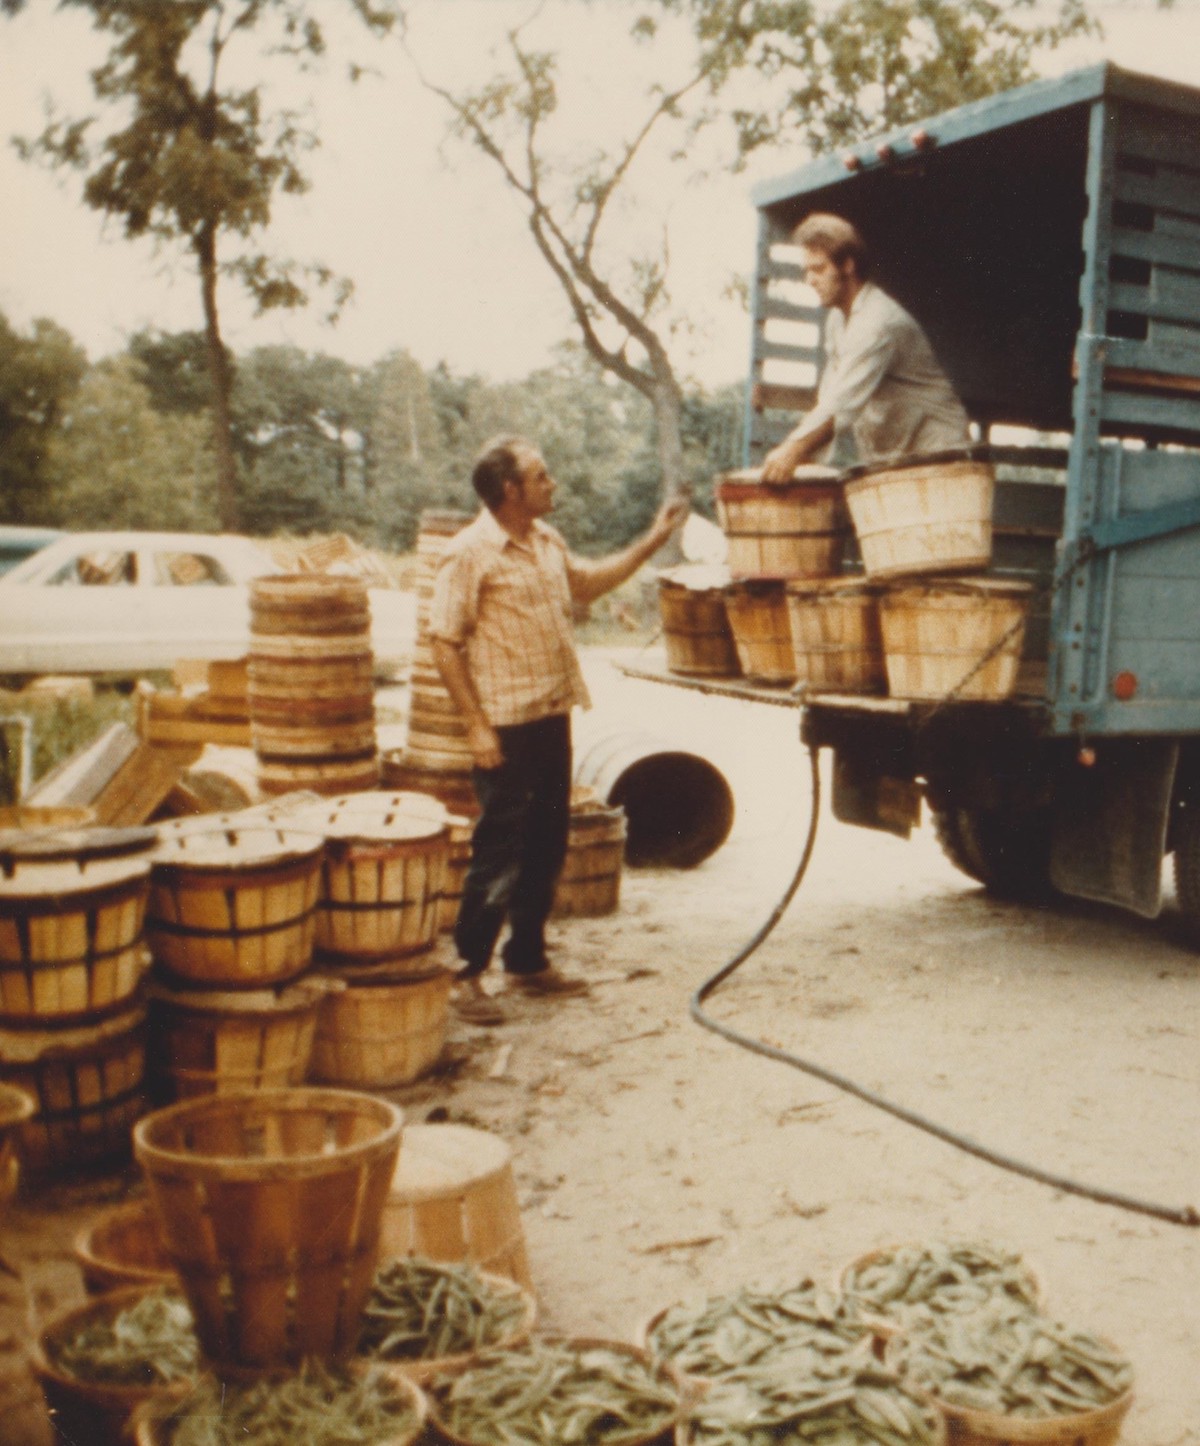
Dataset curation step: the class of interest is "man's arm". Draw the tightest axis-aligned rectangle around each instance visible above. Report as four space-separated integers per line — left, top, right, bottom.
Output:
760 416 836 483
566 495 689 604
430 637 504 770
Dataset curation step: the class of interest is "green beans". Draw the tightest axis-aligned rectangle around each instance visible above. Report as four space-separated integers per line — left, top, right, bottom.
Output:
887 1297 1134 1419
647 1280 869 1379
48 1289 199 1387
356 1256 529 1363
158 1361 420 1446
428 1338 685 1446
841 1241 1039 1326
684 1336 943 1446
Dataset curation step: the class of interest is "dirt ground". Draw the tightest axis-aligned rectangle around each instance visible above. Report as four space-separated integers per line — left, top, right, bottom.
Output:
2 648 1199 1446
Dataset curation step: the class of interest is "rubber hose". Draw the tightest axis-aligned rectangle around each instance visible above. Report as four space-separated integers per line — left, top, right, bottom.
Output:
689 741 1200 1229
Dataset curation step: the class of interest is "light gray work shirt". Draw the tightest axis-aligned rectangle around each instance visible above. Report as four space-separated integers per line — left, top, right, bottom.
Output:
804 282 970 465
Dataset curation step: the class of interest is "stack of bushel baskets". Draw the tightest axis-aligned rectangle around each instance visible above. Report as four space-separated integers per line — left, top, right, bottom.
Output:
247 573 380 798
143 820 328 1102
0 827 156 1177
286 791 455 1089
843 445 1032 702
382 509 479 819
688 446 1034 703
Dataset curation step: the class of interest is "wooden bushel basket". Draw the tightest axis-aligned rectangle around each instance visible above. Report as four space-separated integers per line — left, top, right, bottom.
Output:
0 1081 34 1211
0 839 152 1027
786 577 887 695
381 753 481 819
133 1087 404 1374
0 1004 147 1174
657 566 740 679
309 967 454 1087
379 1123 533 1292
146 826 324 988
146 977 328 1099
291 797 451 964
715 468 847 580
880 579 1032 702
920 1388 1133 1446
256 753 382 797
722 580 797 684
552 799 626 918
30 1285 196 1446
74 1198 177 1294
844 449 995 580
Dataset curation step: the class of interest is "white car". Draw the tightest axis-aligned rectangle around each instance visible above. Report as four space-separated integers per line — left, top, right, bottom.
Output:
0 531 416 678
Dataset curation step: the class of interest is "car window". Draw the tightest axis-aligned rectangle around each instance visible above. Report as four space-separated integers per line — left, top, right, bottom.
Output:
46 551 137 585
153 551 232 586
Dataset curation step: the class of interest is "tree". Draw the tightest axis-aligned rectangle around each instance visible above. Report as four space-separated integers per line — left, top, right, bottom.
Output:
46 354 218 530
11 0 398 530
0 312 87 524
668 0 1098 159
408 0 1093 520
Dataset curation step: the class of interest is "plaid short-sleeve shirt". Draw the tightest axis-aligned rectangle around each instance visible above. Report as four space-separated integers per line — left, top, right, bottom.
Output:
427 508 591 727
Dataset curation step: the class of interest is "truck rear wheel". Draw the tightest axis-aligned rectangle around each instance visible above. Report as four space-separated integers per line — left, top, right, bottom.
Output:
1171 804 1200 945
930 804 1052 899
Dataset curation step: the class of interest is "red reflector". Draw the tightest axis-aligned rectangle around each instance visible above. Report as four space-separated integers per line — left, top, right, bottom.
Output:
911 128 934 149
1112 671 1138 700
842 152 862 171
875 142 895 162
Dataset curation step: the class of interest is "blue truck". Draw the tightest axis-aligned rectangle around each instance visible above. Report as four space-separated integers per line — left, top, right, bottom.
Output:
741 63 1200 937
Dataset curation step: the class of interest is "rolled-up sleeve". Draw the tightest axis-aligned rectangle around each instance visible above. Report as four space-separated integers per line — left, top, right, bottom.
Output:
427 547 479 645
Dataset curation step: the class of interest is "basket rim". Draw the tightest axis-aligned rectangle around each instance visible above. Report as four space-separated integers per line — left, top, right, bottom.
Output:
150 825 326 872
73 1199 177 1290
920 1384 1134 1440
426 1335 688 1446
32 1283 196 1402
0 1082 36 1127
132 1086 403 1179
841 444 998 480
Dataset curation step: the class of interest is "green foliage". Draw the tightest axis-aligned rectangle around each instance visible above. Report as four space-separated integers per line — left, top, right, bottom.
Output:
128 330 215 415
0 685 136 807
665 0 1099 157
0 314 87 524
45 355 219 530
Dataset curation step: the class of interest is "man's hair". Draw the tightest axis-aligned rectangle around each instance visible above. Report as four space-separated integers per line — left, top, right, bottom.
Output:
792 213 871 279
472 434 530 511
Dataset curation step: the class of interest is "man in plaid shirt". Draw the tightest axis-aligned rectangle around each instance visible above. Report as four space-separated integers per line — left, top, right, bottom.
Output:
430 435 687 1022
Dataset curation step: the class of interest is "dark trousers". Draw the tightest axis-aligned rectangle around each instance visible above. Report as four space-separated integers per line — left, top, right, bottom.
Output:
454 713 572 977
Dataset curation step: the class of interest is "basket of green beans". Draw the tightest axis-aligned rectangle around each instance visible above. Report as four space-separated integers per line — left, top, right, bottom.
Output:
885 1297 1134 1446
130 1360 427 1446
31 1285 199 1446
355 1255 537 1381
427 1336 691 1446
840 1240 1042 1343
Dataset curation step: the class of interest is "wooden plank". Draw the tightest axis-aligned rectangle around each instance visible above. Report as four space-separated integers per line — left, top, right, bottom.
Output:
21 722 139 809
757 338 822 366
142 714 253 748
93 741 203 827
1114 167 1200 221
751 382 816 413
1109 224 1200 273
761 257 806 284
1100 389 1200 435
761 296 822 327
1111 268 1200 327
1119 108 1200 176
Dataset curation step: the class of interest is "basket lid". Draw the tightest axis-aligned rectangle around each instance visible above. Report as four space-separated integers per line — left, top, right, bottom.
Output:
657 562 731 592
0 1001 147 1061
0 826 157 869
147 976 336 1015
0 849 152 897
150 825 325 871
388 1123 512 1199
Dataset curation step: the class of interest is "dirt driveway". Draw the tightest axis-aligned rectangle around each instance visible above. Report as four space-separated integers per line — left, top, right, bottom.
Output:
3 650 1198 1445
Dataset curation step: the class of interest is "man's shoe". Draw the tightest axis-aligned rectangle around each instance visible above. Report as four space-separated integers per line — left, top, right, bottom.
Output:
451 980 506 1026
507 968 589 998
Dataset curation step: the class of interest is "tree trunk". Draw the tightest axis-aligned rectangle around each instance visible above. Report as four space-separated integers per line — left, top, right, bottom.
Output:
652 371 685 566
196 227 240 531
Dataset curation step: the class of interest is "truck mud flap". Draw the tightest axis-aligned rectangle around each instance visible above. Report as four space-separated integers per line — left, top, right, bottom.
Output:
831 753 921 838
1050 738 1178 917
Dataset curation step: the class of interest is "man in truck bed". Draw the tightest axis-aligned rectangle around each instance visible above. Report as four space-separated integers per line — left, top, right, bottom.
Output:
761 213 970 482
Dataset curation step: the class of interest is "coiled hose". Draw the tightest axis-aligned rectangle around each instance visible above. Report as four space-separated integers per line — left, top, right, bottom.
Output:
689 742 1200 1228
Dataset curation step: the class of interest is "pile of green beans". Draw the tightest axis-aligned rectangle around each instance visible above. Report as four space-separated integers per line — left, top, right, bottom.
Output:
841 1241 1039 1325
357 1256 528 1363
48 1289 199 1387
684 1336 942 1446
647 1280 869 1379
887 1297 1134 1419
428 1339 684 1446
158 1362 420 1446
